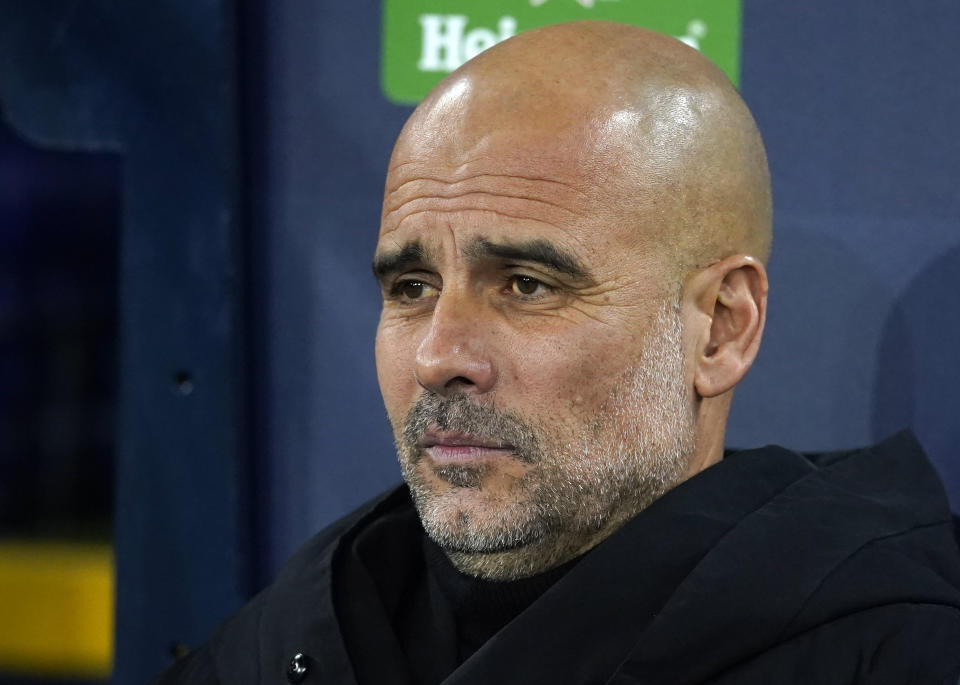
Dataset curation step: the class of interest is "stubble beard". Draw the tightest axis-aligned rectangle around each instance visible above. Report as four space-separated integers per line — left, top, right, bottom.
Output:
395 300 696 580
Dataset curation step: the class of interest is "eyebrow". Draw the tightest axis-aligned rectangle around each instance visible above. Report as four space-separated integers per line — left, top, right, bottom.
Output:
371 237 594 285
465 238 593 282
372 241 428 281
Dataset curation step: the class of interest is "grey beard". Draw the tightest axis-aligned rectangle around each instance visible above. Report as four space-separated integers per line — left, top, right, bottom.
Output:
398 392 560 553
394 300 696 578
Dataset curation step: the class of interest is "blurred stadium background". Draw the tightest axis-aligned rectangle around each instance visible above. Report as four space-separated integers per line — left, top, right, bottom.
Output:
0 1 957 683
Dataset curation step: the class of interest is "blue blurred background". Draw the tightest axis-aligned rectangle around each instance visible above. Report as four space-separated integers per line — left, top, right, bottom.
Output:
0 1 957 682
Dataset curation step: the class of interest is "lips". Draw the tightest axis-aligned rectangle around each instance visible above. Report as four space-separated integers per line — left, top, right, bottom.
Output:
419 430 514 464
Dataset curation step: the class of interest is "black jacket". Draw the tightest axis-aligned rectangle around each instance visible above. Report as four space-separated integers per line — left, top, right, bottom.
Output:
157 432 960 684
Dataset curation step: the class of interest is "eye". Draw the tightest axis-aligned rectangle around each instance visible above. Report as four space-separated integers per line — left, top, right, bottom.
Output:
391 279 438 301
510 275 548 297
401 281 426 299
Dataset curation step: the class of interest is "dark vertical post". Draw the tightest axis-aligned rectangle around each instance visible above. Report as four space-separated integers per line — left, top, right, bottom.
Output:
0 2 252 682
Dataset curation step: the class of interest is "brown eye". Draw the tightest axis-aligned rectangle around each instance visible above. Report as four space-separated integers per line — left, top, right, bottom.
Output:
401 281 425 299
511 275 543 296
392 280 439 302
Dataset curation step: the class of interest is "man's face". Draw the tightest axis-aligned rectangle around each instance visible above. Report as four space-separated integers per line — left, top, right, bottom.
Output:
374 120 697 572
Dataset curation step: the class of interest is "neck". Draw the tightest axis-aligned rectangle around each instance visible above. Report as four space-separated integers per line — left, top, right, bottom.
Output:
685 396 730 478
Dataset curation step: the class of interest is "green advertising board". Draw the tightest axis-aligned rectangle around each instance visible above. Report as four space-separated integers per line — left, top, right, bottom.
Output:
381 0 741 104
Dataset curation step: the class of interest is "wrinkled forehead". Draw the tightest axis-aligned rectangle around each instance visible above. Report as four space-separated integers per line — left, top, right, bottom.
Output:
374 137 680 298
380 72 713 232
381 148 600 235
379 127 691 281
391 129 662 230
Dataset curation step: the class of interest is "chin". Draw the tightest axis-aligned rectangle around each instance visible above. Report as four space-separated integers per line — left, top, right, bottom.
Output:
413 483 552 554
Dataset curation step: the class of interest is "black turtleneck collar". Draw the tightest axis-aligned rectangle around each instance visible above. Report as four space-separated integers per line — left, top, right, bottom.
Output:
335 444 822 685
421 533 580 660
333 499 581 685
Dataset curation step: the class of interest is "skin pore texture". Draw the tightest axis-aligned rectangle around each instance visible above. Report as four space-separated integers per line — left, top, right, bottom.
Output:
374 21 772 580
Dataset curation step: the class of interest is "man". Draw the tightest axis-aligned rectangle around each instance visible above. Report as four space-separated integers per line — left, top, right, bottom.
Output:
159 21 960 684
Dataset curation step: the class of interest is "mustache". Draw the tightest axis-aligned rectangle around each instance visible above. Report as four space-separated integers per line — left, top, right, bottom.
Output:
402 393 542 465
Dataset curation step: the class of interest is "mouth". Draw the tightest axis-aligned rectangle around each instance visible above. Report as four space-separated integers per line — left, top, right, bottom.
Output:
419 430 515 464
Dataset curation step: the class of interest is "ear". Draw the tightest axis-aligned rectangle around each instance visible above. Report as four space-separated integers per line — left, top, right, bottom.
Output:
685 255 768 398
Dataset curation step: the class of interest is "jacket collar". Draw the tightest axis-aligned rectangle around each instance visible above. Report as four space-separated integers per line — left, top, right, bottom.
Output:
232 432 958 685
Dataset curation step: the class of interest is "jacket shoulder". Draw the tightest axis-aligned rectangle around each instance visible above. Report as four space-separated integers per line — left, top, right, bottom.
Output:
712 602 960 684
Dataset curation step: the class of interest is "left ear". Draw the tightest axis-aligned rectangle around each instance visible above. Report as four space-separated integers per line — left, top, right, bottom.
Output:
684 255 768 398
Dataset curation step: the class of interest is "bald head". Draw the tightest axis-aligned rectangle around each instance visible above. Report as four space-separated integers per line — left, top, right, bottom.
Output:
376 22 772 580
386 21 771 285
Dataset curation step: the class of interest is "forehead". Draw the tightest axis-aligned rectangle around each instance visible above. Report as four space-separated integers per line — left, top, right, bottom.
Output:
376 160 679 296
376 91 692 249
381 179 585 288
378 124 642 252
384 159 586 230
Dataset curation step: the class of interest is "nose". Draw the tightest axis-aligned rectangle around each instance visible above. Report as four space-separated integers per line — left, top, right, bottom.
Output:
415 294 496 396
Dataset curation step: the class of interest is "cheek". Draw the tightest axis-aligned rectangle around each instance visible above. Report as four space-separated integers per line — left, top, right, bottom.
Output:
508 326 635 426
375 323 420 425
